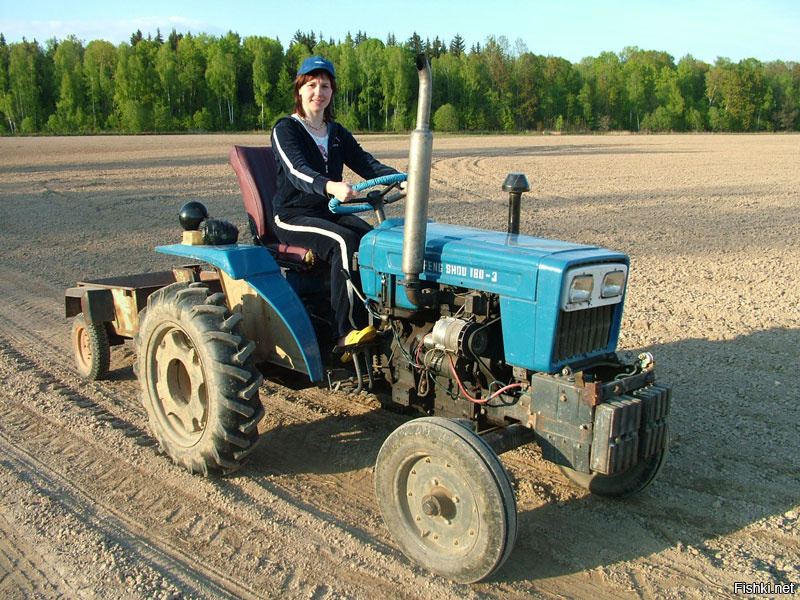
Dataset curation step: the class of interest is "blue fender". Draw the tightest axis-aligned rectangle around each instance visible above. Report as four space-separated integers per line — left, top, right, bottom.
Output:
156 243 323 382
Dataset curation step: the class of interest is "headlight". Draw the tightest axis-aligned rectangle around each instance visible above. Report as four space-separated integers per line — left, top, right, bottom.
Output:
568 275 593 304
561 263 629 312
601 270 626 298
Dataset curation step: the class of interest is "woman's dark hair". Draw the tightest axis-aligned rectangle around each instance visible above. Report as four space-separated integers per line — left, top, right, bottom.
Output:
294 70 337 122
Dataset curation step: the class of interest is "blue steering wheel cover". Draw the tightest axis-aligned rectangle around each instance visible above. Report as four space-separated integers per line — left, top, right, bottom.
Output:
329 173 407 214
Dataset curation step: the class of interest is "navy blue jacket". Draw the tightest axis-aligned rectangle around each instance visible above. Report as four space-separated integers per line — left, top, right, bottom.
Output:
270 116 399 218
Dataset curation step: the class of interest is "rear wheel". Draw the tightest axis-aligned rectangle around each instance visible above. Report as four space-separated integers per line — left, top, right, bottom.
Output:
560 426 669 498
136 282 265 475
72 313 110 380
375 417 517 583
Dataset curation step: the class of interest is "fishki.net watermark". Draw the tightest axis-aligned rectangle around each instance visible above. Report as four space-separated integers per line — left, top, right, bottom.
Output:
733 582 796 595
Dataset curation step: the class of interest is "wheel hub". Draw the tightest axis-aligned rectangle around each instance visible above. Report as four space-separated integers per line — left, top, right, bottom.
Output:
76 327 91 366
152 327 208 443
403 454 478 553
421 488 456 519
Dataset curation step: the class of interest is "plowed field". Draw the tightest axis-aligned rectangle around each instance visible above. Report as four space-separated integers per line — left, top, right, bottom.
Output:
0 133 798 599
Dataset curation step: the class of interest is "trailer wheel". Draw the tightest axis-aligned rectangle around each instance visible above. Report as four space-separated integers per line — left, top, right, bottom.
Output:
136 282 265 475
375 417 517 583
72 313 111 380
560 426 669 498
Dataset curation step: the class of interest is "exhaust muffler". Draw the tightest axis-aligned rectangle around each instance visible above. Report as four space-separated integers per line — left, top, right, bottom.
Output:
402 55 433 307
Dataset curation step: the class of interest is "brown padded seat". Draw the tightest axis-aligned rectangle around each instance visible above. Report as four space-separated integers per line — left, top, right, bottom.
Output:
229 145 316 268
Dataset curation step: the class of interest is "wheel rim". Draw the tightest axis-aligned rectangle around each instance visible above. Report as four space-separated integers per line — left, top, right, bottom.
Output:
395 451 481 558
148 323 208 446
74 324 92 372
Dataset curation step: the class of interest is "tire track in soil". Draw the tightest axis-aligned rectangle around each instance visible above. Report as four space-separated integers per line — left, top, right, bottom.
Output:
0 354 467 600
0 507 80 600
0 260 743 599
0 424 255 600
0 265 484 598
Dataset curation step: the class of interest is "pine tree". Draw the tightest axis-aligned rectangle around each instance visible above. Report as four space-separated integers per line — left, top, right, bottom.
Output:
407 32 423 55
449 34 465 57
167 28 182 51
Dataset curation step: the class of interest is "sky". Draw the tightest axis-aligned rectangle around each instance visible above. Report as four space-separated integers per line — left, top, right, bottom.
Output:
0 0 797 64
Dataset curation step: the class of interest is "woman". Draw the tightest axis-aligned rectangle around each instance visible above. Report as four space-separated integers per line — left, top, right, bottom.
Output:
270 56 400 355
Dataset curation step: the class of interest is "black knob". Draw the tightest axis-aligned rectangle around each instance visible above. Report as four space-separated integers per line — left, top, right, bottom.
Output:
178 201 209 231
502 173 530 194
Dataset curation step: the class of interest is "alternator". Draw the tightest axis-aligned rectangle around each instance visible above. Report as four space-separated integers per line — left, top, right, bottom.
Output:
426 317 488 357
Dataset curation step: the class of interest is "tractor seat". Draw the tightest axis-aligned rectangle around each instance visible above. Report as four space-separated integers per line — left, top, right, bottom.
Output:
229 145 318 269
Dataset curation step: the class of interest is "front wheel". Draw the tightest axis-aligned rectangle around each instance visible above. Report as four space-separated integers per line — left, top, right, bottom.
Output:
375 417 517 583
136 282 265 475
560 425 669 498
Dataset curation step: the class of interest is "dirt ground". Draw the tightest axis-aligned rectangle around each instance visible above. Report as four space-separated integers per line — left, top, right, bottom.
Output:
0 132 798 599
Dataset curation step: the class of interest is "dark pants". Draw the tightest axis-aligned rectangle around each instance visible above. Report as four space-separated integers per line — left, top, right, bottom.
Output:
273 213 372 339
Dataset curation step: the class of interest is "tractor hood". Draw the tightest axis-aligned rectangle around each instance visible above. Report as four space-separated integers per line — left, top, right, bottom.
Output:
360 219 628 306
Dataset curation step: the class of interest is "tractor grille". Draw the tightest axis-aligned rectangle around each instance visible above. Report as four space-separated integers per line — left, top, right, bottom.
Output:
553 304 614 362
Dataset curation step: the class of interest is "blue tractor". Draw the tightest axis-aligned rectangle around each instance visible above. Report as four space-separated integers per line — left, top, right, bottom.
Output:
66 57 669 583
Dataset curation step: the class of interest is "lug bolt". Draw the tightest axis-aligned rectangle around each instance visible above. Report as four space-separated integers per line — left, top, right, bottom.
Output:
422 499 440 517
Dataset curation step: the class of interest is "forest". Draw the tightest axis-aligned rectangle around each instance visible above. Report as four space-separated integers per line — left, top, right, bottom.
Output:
1 28 798 135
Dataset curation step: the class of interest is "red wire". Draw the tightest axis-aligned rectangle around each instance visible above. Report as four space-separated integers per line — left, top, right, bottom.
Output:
447 355 523 404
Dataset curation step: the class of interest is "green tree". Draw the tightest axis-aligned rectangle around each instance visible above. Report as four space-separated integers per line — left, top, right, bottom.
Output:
764 60 800 130
513 52 543 129
482 36 513 130
539 56 579 129
649 66 685 130
356 38 385 131
676 54 709 130
291 30 316 53
114 40 159 131
462 50 491 129
7 40 47 132
0 34 12 132
431 52 465 115
83 40 116 129
706 57 764 130
449 34 465 57
592 51 624 128
245 36 284 129
176 33 208 120
155 41 180 126
433 103 459 131
382 44 414 130
406 32 423 55
206 32 242 127
48 35 86 132
577 81 593 129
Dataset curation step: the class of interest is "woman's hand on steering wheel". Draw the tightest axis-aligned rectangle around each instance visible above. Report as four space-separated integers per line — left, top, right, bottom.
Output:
328 173 408 214
325 180 358 201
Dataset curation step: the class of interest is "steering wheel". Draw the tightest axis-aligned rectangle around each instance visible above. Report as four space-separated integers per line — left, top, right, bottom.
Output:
328 173 408 214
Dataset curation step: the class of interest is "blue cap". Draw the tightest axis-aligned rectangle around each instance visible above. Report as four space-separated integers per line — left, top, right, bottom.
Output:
297 56 335 78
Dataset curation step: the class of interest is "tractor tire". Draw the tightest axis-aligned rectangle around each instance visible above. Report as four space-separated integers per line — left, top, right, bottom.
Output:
375 417 517 584
559 425 669 498
72 313 111 380
135 282 265 476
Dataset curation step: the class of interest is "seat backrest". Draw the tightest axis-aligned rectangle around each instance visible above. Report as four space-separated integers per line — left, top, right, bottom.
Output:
229 145 279 244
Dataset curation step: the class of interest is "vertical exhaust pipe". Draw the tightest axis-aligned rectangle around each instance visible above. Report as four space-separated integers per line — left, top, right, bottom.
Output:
402 55 433 307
